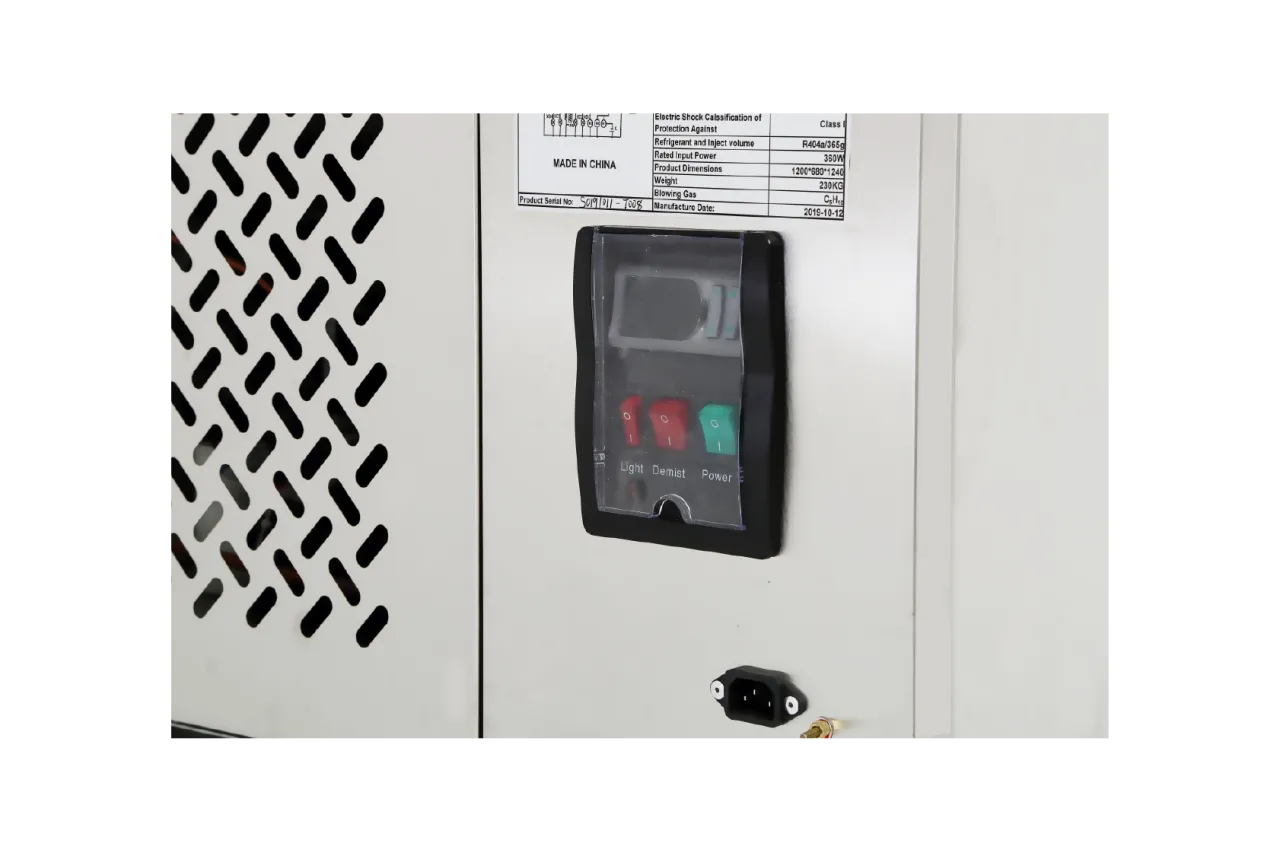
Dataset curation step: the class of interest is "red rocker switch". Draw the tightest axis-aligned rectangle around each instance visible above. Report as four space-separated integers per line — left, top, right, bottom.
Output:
648 399 689 451
619 395 642 447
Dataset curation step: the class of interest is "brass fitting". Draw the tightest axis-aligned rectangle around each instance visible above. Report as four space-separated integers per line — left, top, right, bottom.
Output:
799 717 835 738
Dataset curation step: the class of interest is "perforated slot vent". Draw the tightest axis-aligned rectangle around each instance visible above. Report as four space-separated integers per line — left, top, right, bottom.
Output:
172 113 390 647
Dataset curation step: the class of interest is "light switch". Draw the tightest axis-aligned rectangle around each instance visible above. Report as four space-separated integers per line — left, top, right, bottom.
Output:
620 395 642 447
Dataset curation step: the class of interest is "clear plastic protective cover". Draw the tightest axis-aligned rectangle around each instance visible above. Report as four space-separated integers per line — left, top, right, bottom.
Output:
591 231 745 528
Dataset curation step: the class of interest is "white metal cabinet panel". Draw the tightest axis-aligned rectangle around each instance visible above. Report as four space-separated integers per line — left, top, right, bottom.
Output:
171 114 478 737
951 114 1108 737
480 114 920 737
914 114 960 737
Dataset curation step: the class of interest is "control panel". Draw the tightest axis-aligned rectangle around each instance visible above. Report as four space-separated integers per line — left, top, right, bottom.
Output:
573 227 786 558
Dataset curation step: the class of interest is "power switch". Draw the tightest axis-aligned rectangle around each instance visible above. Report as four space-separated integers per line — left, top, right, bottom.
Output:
698 403 738 455
619 395 642 447
648 399 689 451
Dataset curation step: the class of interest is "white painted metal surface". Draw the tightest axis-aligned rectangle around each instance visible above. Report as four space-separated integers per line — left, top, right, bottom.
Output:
914 114 960 737
480 114 922 737
950 114 1108 737
171 114 479 737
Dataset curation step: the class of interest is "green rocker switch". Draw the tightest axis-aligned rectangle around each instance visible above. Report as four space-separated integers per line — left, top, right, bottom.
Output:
698 403 738 455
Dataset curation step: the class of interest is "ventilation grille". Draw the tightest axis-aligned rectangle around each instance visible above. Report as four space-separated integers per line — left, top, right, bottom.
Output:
172 113 390 647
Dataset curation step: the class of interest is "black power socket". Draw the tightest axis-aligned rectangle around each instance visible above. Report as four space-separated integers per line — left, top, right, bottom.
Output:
710 665 806 728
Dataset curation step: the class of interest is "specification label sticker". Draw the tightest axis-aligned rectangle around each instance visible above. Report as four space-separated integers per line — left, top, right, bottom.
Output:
517 113 848 221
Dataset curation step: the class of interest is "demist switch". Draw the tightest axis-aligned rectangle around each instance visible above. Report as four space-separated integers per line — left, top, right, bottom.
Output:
573 226 787 559
648 399 689 451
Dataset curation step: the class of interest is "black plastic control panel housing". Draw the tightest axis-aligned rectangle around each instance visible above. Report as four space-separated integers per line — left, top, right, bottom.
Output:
573 226 786 559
